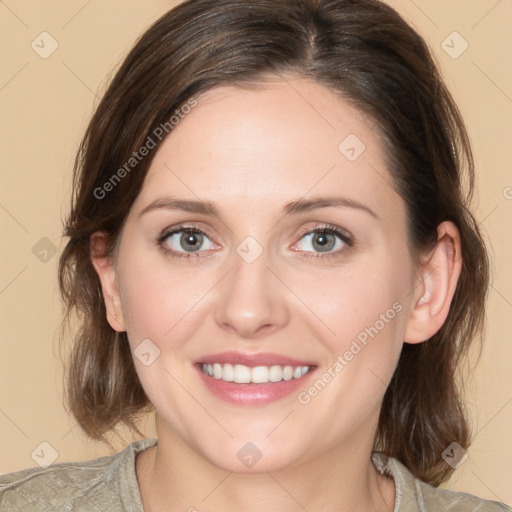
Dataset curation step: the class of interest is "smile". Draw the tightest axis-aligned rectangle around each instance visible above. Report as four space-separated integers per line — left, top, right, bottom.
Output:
201 363 311 384
195 351 317 405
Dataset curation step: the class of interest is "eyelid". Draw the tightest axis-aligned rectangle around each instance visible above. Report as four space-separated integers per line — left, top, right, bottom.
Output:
158 223 215 242
293 223 353 244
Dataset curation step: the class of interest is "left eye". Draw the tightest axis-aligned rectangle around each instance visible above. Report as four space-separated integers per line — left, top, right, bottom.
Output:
161 229 215 253
294 229 347 253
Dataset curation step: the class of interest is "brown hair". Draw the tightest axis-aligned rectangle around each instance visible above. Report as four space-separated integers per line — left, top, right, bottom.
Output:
58 0 489 485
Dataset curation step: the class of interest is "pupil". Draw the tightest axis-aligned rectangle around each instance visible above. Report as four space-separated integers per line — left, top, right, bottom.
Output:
313 232 334 252
181 232 202 252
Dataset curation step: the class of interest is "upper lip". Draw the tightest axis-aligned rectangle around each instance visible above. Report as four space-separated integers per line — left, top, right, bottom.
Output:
197 351 316 368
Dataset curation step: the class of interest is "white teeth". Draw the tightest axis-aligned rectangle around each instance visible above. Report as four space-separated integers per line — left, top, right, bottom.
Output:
269 365 283 382
282 366 293 381
251 366 269 383
222 363 234 382
201 363 311 383
233 364 251 383
213 363 223 379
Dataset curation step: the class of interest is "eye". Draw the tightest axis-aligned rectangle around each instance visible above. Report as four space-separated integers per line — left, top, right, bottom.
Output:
157 223 352 259
157 226 216 257
292 224 352 256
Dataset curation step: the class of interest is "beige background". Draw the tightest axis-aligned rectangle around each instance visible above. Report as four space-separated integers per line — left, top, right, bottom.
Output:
1 0 511 505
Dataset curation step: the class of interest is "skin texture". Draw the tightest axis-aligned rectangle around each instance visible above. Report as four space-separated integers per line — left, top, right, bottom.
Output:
91 76 461 512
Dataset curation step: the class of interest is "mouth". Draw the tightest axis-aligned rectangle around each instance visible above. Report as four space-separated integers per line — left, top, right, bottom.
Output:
199 362 312 383
194 351 317 405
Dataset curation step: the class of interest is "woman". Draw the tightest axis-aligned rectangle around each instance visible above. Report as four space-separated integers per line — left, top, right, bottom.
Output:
0 0 509 510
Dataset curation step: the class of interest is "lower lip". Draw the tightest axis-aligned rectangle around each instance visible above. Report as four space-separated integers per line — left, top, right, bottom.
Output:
195 364 316 406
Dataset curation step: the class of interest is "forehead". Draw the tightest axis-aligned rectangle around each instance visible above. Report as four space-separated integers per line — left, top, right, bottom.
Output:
132 77 401 221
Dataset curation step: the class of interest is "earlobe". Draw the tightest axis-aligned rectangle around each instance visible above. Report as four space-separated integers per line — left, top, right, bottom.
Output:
403 221 462 344
90 231 126 332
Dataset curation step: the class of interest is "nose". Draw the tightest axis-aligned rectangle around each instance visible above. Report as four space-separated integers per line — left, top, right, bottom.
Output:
214 248 290 340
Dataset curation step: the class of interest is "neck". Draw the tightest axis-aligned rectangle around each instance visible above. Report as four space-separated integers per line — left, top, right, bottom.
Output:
136 423 395 512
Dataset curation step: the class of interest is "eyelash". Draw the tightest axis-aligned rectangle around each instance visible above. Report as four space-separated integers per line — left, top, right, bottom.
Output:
156 223 354 260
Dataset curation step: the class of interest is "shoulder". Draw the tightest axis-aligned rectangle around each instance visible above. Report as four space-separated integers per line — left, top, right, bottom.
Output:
417 482 510 511
0 438 157 512
371 451 510 511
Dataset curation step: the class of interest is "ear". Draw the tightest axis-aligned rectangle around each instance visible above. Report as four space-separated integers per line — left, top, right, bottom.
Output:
90 231 126 332
403 221 462 344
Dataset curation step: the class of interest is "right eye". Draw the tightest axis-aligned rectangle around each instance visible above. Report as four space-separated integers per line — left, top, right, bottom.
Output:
157 226 216 258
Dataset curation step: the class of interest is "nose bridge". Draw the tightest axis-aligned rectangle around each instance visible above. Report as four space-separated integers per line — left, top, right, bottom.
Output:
214 244 289 338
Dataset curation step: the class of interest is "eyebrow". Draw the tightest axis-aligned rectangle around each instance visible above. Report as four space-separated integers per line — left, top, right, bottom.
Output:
139 195 379 219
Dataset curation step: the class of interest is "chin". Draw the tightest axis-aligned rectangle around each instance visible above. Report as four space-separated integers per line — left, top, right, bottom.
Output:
197 436 305 474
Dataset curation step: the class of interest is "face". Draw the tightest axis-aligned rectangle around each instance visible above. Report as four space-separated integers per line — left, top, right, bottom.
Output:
100 77 423 472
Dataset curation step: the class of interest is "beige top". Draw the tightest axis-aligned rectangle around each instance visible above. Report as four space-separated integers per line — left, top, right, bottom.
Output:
0 438 509 511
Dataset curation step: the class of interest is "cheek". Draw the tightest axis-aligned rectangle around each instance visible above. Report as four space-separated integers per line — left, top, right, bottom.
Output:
119 268 190 341
287 265 408 445
292 252 412 408
301 260 408 346
116 253 219 352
